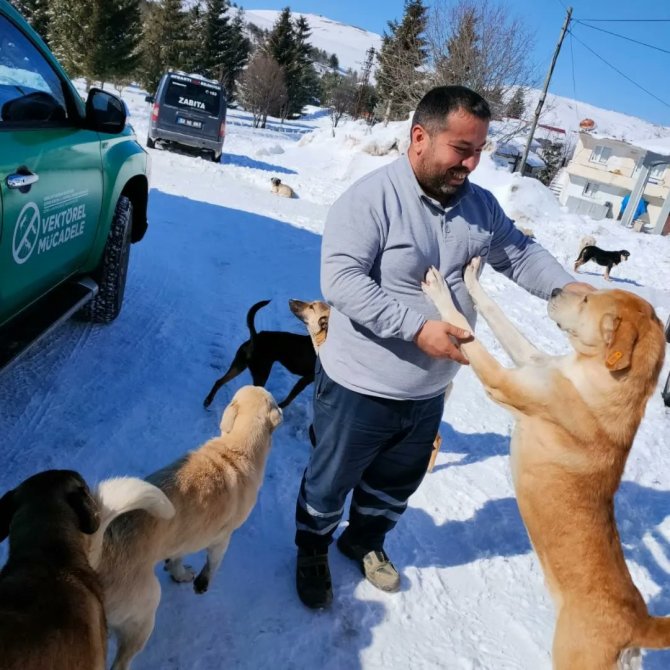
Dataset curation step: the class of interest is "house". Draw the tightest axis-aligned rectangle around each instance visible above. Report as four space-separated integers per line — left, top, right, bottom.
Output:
491 139 546 177
557 131 670 235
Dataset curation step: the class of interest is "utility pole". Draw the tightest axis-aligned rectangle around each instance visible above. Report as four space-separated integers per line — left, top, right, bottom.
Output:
516 7 572 175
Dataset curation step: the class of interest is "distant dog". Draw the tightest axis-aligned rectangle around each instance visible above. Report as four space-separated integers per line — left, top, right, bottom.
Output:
574 245 630 281
578 235 597 255
0 470 173 670
98 386 282 670
204 298 330 409
270 177 295 198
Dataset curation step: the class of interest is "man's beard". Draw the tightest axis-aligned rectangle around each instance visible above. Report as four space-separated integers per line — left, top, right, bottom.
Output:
421 167 470 200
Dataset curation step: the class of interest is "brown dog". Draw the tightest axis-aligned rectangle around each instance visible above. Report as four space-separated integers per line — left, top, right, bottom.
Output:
0 470 173 670
204 298 330 409
423 259 667 669
98 386 282 670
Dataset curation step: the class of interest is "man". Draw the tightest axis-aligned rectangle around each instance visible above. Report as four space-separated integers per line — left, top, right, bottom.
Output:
295 86 592 609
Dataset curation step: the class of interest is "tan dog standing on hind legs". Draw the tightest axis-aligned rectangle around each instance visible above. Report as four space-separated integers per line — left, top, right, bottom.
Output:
422 258 667 670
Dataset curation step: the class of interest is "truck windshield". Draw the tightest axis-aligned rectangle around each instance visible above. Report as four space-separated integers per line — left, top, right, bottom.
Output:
164 79 221 116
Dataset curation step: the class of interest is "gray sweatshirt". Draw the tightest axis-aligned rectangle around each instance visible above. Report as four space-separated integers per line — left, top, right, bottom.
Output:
319 153 575 400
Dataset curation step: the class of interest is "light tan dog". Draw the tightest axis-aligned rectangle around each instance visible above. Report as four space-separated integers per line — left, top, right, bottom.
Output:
270 177 295 198
422 259 667 669
98 386 283 670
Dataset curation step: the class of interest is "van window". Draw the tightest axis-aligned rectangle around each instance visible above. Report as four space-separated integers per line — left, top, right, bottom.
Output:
164 79 221 116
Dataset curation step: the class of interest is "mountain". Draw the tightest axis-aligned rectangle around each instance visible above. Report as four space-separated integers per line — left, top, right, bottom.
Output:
243 9 381 76
177 4 668 141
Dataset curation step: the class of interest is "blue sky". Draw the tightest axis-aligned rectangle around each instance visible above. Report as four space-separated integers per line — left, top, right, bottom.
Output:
238 0 670 128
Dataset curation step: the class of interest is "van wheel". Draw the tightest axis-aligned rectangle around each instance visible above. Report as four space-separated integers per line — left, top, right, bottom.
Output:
77 196 133 324
146 135 156 149
211 150 221 163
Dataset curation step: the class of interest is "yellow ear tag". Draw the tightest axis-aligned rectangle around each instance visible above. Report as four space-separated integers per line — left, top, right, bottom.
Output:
606 350 623 366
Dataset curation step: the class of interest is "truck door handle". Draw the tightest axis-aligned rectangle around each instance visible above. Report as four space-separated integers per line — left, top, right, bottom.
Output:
6 170 39 190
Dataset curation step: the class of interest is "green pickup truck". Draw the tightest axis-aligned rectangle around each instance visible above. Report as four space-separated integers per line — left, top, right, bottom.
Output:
0 0 149 371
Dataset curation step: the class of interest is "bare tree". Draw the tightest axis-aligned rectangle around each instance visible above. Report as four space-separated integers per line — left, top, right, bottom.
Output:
236 52 288 128
326 76 357 134
426 0 536 117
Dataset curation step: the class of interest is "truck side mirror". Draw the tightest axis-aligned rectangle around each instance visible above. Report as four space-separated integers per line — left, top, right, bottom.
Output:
85 88 126 134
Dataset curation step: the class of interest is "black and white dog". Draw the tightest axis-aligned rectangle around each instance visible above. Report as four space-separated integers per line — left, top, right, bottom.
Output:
574 245 630 281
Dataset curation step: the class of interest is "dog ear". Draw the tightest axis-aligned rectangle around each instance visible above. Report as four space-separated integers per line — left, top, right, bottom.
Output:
66 484 100 535
220 400 239 434
602 315 638 371
0 490 15 542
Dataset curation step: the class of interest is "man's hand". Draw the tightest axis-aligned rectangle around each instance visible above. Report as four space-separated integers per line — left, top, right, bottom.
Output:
414 320 473 364
564 281 596 295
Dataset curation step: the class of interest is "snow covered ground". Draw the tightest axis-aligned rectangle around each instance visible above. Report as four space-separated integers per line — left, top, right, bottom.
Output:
1 87 669 670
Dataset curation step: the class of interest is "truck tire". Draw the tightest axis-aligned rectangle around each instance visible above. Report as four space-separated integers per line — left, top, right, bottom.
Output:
663 371 670 408
78 196 133 324
146 135 156 149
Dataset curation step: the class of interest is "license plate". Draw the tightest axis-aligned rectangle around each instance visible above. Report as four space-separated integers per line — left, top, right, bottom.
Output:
177 117 202 129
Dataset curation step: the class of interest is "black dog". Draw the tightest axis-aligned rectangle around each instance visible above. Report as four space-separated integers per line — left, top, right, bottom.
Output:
574 245 630 281
0 470 106 670
204 298 329 409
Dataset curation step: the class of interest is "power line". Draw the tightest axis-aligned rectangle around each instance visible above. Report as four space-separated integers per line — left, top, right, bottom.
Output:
568 31 581 126
576 19 670 22
574 20 670 56
568 29 670 110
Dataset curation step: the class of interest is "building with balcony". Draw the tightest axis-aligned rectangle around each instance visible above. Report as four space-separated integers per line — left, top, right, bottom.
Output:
557 131 670 235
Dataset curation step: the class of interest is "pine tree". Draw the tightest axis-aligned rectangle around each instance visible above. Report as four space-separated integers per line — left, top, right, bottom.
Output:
293 15 319 114
88 0 143 86
220 9 251 96
375 0 429 122
505 87 526 119
10 0 50 41
264 7 312 117
201 0 230 79
436 6 480 89
48 0 95 78
182 4 207 75
137 0 188 92
197 3 250 95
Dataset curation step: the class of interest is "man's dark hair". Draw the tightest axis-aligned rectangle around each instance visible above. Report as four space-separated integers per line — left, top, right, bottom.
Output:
411 86 491 135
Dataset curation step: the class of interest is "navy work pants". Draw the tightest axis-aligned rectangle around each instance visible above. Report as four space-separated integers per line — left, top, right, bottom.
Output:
295 359 445 552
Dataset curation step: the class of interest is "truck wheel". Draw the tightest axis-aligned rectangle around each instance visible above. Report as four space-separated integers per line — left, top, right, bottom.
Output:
211 150 221 163
146 135 156 149
78 196 133 324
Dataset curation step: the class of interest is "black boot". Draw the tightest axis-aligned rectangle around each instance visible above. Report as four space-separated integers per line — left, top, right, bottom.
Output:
296 547 333 609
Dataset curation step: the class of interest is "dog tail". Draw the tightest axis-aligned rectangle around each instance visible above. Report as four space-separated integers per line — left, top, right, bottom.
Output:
247 299 271 340
88 477 175 568
631 615 670 649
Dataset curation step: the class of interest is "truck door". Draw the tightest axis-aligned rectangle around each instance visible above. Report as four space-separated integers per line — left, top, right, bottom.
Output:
0 14 103 326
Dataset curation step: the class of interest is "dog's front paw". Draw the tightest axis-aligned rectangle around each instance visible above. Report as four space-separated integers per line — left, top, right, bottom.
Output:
463 257 482 292
422 266 446 298
422 266 455 313
165 559 196 583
